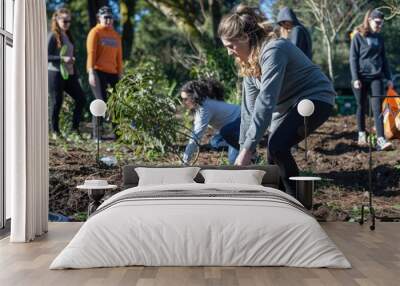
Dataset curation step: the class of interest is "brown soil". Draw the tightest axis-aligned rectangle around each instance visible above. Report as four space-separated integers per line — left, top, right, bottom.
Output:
49 115 400 222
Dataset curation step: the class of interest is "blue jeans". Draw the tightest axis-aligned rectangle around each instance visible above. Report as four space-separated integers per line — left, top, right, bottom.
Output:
219 117 241 164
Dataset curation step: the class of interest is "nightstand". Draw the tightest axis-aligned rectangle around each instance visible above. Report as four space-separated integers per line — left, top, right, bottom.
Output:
77 180 117 216
289 176 321 210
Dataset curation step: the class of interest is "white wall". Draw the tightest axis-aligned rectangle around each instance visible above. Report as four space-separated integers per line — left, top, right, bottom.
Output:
5 0 14 33
2 0 14 221
5 43 12 219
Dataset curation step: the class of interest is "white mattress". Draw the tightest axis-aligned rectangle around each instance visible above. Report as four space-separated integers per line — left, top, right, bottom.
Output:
50 183 351 269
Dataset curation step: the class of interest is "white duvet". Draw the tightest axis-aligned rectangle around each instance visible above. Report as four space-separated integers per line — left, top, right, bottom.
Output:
50 183 351 269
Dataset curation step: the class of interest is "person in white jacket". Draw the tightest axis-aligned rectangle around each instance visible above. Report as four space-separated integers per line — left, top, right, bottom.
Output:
180 78 241 165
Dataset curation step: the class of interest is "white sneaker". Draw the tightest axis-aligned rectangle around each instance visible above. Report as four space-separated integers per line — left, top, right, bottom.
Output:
358 131 368 146
376 137 393 151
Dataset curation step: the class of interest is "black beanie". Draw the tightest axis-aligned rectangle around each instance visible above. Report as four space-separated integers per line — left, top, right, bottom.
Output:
370 9 384 20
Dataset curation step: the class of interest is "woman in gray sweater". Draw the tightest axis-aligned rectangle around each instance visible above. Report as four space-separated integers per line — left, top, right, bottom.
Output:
218 4 335 196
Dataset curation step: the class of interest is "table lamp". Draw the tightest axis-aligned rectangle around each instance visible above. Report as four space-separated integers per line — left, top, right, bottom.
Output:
297 99 315 162
89 99 107 163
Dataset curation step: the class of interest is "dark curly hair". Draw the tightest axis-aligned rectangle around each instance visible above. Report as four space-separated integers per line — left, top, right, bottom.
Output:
180 78 225 106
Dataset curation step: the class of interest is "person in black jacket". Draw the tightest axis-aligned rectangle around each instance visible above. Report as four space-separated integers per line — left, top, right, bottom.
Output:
48 7 86 137
277 7 312 60
350 9 393 151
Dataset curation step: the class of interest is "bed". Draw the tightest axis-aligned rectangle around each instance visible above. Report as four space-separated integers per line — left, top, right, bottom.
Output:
50 165 351 269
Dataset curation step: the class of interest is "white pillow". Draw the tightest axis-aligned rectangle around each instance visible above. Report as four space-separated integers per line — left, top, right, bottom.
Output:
200 169 266 185
135 167 200 186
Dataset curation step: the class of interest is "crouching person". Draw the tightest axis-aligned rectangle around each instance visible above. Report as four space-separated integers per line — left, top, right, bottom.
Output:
180 78 241 165
219 4 335 197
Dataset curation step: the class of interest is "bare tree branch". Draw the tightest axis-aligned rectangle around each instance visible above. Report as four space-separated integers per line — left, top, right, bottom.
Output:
303 0 368 82
378 0 400 20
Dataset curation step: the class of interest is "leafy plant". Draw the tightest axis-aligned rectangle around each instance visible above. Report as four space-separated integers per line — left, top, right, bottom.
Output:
326 201 342 213
190 47 239 103
72 211 88 222
348 205 370 223
107 59 198 162
57 95 74 134
367 133 377 147
59 45 69 80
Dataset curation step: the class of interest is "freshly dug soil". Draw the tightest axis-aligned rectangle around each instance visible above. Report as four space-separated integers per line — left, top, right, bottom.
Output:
49 115 400 221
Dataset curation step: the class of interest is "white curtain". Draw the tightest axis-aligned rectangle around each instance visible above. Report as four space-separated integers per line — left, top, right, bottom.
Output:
7 0 48 242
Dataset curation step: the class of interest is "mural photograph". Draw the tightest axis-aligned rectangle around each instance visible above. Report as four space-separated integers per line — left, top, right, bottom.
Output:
1 0 400 285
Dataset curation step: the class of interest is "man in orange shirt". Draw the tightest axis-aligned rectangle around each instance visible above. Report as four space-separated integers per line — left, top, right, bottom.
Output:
87 6 123 140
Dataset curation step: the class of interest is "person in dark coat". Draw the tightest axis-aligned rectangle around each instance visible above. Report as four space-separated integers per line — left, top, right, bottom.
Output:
48 7 86 137
277 7 312 60
349 9 393 151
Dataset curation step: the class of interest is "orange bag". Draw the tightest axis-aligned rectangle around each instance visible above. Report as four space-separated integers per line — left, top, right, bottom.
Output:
382 86 400 139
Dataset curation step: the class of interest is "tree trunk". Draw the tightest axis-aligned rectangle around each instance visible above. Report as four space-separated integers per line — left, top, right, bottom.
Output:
88 0 108 28
120 0 137 60
325 36 334 83
146 0 210 55
209 0 222 47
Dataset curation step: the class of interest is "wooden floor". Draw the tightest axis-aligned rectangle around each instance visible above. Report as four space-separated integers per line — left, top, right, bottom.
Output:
0 222 399 286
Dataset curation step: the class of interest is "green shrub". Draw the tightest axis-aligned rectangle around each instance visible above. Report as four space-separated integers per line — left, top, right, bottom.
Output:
107 60 195 160
190 47 240 104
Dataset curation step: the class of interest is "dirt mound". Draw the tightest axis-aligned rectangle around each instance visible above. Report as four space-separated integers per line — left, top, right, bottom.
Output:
49 115 400 221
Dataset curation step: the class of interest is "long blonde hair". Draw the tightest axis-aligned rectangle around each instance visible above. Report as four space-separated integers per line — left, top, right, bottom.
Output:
51 7 74 49
218 4 277 77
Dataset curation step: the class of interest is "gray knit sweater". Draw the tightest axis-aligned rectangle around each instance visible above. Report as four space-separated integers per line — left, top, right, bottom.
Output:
240 38 335 151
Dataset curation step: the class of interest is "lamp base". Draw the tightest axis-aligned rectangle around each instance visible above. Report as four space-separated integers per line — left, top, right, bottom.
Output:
289 176 321 210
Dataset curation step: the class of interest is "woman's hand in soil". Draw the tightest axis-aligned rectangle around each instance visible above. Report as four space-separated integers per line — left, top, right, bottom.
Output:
353 80 362 89
234 148 252 166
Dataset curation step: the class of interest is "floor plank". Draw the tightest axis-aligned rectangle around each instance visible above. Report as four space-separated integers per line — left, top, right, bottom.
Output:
0 222 399 286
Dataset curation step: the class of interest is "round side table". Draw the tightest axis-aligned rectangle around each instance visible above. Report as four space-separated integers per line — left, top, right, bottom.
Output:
289 176 321 210
77 184 117 216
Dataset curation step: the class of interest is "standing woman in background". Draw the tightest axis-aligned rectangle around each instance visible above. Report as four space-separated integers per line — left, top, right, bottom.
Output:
350 9 393 151
48 7 86 137
218 4 335 197
86 6 123 140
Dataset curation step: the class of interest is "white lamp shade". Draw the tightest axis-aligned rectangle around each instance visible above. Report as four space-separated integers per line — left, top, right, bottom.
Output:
297 99 315 117
90 99 107 117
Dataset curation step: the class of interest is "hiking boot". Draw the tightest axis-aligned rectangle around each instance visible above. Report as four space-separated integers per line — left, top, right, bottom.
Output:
358 131 368 146
376 137 393 151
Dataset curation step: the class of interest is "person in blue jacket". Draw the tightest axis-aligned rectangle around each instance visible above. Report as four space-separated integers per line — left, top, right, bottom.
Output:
350 9 393 151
